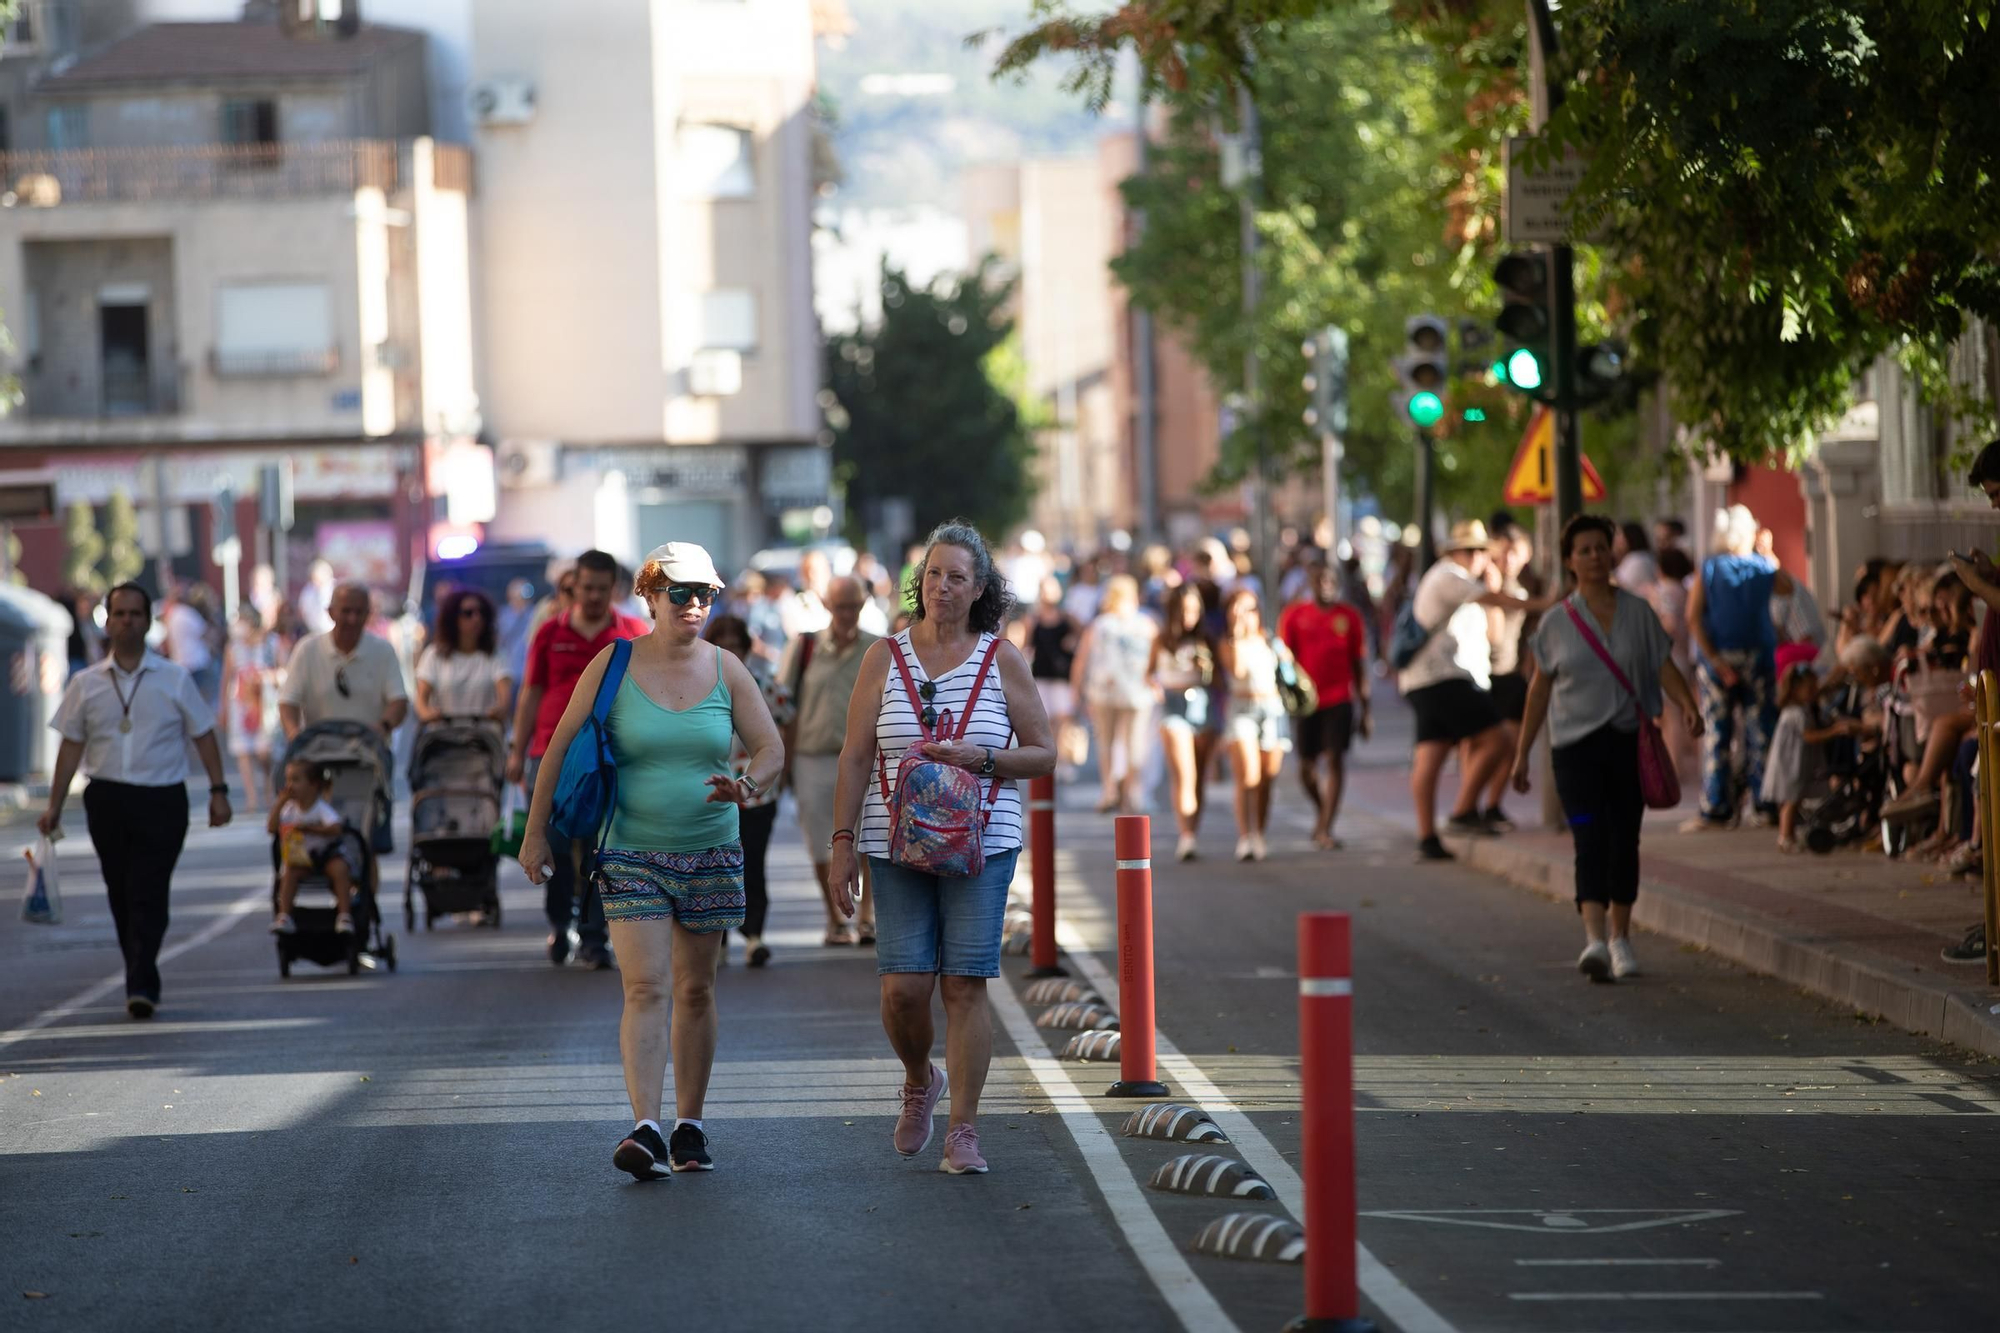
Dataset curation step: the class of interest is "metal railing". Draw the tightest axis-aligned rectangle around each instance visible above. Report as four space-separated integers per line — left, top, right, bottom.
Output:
0 140 401 206
1974 672 2000 983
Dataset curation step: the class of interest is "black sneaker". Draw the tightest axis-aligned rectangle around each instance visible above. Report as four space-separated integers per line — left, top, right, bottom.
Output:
574 944 615 971
1444 812 1497 837
125 996 156 1020
748 942 772 968
613 1124 672 1181
669 1123 714 1172
1941 924 1988 965
1481 806 1516 834
547 932 571 967
1417 835 1455 862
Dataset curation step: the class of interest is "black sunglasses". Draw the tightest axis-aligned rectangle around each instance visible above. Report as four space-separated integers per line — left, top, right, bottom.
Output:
458 605 486 618
335 666 351 698
918 679 938 729
667 584 722 607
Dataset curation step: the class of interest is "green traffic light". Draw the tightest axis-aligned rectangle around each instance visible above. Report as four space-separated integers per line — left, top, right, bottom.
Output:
1463 408 1487 422
1409 391 1445 428
1506 347 1545 392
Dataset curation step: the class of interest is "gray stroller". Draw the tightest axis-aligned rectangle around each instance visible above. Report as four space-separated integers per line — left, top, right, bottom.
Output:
404 716 506 931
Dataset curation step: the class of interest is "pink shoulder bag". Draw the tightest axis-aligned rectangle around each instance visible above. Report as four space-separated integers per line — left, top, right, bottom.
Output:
1563 598 1681 810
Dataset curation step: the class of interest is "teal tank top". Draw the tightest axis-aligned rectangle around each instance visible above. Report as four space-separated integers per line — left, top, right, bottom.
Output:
604 646 739 852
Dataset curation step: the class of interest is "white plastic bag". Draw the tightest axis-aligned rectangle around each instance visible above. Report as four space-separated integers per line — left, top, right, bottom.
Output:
21 835 61 925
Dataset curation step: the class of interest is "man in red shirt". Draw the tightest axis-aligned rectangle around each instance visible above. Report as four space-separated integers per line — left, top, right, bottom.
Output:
507 549 649 968
1279 561 1371 849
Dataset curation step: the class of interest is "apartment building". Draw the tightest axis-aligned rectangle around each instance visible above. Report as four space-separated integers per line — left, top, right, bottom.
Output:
0 1 476 598
369 0 827 574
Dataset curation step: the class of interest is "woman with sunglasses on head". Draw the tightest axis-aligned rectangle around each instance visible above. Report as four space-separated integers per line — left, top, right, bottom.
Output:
519 543 783 1181
414 588 514 726
827 520 1056 1175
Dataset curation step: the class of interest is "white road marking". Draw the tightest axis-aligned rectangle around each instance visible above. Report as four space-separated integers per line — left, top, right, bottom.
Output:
987 972 1238 1333
1509 1291 1824 1302
1365 1208 1741 1234
1514 1258 1722 1267
1052 916 1459 1333
0 882 269 1057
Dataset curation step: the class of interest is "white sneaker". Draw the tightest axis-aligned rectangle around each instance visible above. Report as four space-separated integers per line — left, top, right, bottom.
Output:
1235 836 1254 862
1250 832 1267 861
1577 940 1612 982
1176 833 1198 862
1608 938 1641 978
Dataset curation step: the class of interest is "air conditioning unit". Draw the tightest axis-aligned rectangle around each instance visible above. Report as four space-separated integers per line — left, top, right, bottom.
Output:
687 348 743 398
468 77 537 126
496 439 559 489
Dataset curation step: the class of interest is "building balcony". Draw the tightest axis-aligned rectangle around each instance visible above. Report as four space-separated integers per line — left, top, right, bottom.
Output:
0 139 469 208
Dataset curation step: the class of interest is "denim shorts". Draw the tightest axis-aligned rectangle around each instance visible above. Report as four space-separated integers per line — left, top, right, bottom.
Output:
869 848 1019 978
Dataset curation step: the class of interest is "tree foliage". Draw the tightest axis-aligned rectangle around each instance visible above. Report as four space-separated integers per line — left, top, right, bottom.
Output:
826 263 1038 544
993 0 2000 466
62 500 104 593
101 491 143 588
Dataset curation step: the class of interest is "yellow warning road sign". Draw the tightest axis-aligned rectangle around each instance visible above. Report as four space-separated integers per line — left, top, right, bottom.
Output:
1501 407 1605 505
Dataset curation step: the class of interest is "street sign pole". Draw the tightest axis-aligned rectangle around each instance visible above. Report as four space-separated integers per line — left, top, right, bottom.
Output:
1527 0 1585 536
1414 425 1436 571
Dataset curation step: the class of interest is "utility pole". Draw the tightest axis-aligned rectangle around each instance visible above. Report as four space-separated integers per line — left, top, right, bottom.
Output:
1132 93 1161 545
1413 426 1437 571
1526 0 1584 533
1234 79 1272 593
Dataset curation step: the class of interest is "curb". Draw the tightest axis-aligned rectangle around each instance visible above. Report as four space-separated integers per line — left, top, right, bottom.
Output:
1448 832 2000 1061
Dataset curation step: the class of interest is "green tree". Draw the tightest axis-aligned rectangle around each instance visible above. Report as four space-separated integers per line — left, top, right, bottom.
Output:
827 262 1038 543
101 490 144 588
62 500 104 593
995 0 2000 466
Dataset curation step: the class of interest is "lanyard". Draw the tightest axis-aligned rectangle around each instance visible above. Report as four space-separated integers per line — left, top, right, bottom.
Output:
109 664 148 734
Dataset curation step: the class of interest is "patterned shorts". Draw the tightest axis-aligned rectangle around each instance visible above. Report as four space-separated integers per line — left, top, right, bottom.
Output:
596 843 746 934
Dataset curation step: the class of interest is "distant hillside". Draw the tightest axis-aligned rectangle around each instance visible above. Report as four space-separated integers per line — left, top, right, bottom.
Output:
817 0 1110 213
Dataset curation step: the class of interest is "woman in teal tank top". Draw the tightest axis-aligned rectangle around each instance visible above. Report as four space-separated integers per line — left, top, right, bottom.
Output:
518 542 783 1182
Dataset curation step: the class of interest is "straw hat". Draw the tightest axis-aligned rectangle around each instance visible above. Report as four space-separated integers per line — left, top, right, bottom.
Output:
1441 520 1490 553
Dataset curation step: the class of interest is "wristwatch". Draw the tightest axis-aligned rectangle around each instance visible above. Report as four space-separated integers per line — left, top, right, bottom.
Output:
210 784 230 797
738 773 762 796
979 747 996 777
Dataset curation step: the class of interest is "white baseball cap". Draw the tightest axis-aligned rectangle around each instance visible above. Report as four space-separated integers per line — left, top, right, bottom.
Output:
643 542 724 589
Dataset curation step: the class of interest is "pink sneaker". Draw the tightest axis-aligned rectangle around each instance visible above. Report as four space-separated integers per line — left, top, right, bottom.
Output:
893 1064 944 1158
939 1123 987 1175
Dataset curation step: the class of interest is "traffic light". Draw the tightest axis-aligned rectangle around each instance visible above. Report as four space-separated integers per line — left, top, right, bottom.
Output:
1300 327 1349 433
1493 252 1552 401
1395 315 1449 429
1576 338 1629 406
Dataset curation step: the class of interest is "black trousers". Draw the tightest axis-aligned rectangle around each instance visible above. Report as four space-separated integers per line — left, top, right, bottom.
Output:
1550 724 1644 908
82 779 191 1002
739 800 778 939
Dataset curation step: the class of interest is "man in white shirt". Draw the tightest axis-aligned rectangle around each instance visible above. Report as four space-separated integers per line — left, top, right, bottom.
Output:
297 560 337 635
40 583 234 1019
279 583 410 741
1397 521 1547 861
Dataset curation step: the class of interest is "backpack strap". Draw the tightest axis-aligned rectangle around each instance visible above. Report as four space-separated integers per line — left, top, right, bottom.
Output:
951 636 1005 742
790 631 816 694
886 637 935 741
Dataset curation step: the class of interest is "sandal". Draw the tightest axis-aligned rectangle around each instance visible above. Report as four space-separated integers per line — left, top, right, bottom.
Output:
823 924 857 947
269 914 296 935
334 913 355 935
856 926 877 947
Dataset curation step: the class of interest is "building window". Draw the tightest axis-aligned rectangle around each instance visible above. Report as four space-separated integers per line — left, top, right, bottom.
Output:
678 124 754 198
221 99 279 148
697 289 758 352
214 282 336 376
44 104 85 151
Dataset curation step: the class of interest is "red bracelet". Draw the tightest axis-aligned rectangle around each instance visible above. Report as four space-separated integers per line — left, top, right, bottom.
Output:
829 829 855 847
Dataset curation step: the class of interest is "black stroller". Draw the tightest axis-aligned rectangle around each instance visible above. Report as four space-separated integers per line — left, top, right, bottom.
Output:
404 717 506 931
274 720 398 978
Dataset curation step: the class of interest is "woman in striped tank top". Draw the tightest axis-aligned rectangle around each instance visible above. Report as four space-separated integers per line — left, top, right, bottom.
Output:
828 521 1056 1175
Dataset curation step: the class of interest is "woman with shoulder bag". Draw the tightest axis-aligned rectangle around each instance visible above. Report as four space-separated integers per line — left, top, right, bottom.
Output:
827 520 1056 1176
518 543 783 1182
1511 516 1702 984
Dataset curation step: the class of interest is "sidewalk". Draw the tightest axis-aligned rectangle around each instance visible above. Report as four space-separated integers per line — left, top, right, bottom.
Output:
1340 696 2000 1058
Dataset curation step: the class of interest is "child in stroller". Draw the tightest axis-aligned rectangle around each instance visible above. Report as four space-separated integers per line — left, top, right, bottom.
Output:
1761 662 1868 851
269 759 360 935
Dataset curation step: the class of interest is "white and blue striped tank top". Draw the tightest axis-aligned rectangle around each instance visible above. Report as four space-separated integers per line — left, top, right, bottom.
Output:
858 629 1024 858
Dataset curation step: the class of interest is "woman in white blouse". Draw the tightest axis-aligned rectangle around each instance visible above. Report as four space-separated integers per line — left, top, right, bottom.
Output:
415 588 514 724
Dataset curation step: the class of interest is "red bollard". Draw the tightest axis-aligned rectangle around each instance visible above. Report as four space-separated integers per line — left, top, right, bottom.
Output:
1107 814 1169 1098
1287 913 1376 1333
1027 775 1067 978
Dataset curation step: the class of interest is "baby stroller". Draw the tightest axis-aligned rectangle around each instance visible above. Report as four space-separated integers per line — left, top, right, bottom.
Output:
1803 747 1889 854
405 716 506 931
274 720 398 978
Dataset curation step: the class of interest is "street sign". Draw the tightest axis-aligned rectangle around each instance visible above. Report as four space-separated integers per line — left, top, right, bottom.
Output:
1503 135 1604 244
1501 407 1604 505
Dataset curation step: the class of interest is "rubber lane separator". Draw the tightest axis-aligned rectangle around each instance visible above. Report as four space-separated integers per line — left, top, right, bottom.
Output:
1055 915 1460 1333
987 968 1238 1333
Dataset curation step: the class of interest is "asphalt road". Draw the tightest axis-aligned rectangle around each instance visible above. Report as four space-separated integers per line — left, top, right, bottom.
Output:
6 704 1998 1333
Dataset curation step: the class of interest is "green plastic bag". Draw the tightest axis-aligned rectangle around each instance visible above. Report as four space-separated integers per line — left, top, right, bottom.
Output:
491 786 527 859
